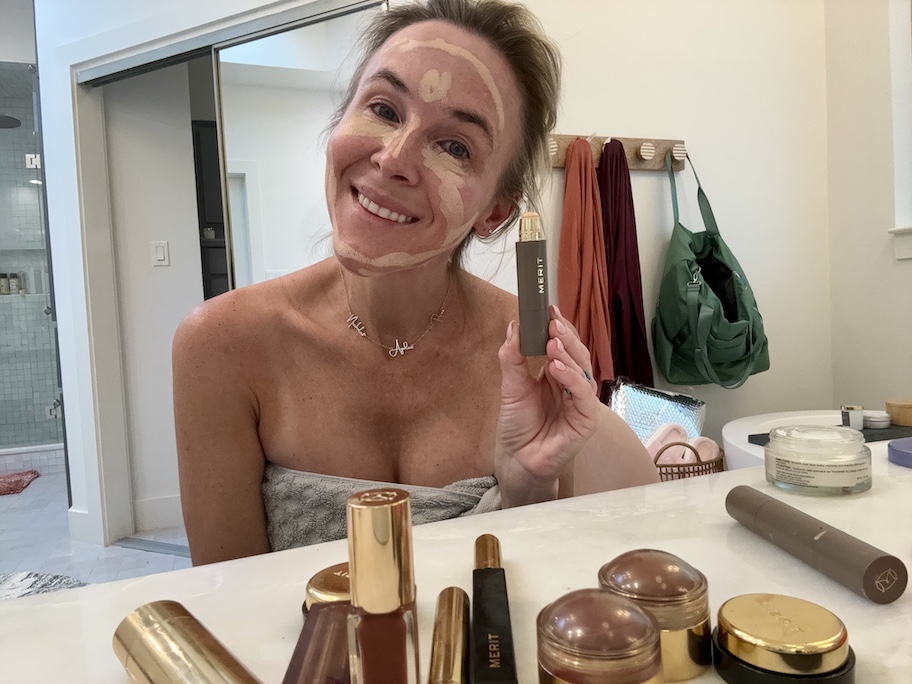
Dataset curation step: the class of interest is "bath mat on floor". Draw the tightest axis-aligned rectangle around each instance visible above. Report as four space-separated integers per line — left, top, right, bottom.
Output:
0 470 40 496
0 572 87 600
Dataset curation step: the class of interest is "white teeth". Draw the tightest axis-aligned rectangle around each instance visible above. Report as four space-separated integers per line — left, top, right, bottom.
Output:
357 192 413 224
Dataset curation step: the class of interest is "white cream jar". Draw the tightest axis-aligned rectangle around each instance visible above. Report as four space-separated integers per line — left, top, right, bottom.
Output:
765 425 871 495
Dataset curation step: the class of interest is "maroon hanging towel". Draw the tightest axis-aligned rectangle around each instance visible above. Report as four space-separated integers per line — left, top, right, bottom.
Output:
597 140 655 387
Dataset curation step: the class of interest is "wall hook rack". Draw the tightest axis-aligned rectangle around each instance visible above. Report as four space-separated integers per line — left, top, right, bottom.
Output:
549 135 687 171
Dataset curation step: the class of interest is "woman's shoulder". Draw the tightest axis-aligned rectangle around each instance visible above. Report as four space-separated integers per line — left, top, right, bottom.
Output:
458 270 518 329
173 260 333 355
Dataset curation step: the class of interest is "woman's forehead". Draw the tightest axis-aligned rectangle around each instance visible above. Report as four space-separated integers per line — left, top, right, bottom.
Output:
363 20 517 131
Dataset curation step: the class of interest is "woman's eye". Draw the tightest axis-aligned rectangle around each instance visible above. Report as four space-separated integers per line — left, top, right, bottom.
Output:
442 140 470 160
371 102 398 122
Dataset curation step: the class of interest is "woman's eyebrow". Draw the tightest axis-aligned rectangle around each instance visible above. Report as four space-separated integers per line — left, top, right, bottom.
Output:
367 67 493 144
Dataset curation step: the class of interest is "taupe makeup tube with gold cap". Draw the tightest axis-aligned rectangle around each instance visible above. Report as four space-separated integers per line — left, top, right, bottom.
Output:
726 485 908 604
113 600 261 683
346 488 419 684
711 593 856 683
598 549 711 681
516 211 550 356
429 586 470 684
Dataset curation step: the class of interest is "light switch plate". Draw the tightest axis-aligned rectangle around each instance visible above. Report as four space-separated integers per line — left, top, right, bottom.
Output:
150 240 170 266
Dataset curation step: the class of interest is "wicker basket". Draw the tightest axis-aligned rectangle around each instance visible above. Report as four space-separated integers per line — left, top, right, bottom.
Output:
653 441 725 482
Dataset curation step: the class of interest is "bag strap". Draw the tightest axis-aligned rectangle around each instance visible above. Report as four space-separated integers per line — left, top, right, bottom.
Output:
686 279 765 389
664 152 720 237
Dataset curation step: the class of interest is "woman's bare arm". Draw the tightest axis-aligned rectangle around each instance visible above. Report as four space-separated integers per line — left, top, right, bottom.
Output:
569 403 660 496
172 304 271 565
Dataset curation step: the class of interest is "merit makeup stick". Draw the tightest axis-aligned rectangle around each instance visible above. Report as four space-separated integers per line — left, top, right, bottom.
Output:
516 211 550 356
726 485 908 604
470 534 517 684
346 489 419 684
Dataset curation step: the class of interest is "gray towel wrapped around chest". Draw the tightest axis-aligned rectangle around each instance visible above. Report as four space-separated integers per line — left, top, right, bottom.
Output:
262 464 501 551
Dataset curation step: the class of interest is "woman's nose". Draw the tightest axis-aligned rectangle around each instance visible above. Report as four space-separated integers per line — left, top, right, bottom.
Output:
372 125 422 184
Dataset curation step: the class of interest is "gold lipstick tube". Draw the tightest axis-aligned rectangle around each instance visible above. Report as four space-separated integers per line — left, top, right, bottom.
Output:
428 587 470 684
113 600 262 684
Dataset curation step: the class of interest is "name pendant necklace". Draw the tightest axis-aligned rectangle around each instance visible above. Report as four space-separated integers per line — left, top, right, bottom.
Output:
339 266 449 358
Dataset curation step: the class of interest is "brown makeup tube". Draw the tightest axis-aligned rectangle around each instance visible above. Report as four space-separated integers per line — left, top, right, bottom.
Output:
113 600 262 683
283 563 351 684
516 211 550 356
429 587 470 684
726 485 908 604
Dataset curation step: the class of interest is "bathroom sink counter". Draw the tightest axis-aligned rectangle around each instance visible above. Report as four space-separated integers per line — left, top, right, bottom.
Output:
1 442 909 682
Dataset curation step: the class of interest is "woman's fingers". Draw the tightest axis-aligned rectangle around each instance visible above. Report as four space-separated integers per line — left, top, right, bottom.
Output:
548 305 598 394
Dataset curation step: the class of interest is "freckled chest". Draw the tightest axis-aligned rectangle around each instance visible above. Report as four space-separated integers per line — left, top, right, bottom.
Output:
258 332 503 487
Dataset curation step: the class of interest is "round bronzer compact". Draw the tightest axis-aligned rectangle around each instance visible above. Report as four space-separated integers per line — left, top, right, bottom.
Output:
712 593 855 683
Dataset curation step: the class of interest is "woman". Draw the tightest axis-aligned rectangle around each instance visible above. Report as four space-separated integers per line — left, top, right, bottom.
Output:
173 0 658 566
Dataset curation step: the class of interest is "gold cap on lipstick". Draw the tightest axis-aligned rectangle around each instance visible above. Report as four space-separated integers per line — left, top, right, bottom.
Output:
519 211 544 242
429 587 470 684
716 594 849 675
475 534 502 569
303 562 350 613
346 488 415 614
112 600 261 684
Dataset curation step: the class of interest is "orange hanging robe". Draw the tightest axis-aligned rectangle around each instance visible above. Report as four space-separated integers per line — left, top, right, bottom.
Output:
557 138 615 393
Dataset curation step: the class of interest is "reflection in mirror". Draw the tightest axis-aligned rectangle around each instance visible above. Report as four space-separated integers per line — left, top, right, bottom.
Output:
217 6 519 294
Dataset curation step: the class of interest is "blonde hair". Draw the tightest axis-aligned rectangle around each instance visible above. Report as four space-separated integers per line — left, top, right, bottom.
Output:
331 0 562 266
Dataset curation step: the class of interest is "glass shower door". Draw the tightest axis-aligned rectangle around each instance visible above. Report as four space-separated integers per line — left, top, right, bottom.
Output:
0 61 65 488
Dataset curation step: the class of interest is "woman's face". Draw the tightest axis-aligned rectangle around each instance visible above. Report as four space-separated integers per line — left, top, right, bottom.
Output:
326 20 522 275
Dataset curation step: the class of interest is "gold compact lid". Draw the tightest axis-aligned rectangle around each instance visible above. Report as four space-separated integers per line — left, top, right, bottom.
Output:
428 587 470 684
598 548 709 630
519 211 544 242
304 562 351 612
716 593 849 675
346 488 415 614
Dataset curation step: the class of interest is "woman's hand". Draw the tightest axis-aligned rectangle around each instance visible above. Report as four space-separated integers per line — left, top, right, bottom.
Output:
494 305 602 507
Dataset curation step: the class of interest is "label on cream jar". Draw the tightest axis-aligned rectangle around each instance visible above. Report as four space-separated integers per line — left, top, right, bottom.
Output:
768 456 871 488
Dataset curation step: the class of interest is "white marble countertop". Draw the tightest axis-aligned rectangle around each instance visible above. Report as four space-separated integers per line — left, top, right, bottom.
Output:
1 443 910 682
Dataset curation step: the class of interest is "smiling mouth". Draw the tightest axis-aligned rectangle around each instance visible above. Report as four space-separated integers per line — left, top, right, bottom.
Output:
356 191 416 224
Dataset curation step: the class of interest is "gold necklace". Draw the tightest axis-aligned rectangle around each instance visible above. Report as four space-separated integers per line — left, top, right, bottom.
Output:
339 266 449 358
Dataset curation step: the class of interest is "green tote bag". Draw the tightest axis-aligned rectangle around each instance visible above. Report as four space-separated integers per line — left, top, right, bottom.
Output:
652 152 770 389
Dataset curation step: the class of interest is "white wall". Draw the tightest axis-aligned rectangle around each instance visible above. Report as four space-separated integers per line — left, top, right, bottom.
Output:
103 63 204 530
32 0 910 543
826 0 912 410
527 0 833 439
0 0 36 62
220 80 338 274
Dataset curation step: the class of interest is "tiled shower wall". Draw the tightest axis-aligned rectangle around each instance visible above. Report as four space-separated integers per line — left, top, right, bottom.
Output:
0 62 62 450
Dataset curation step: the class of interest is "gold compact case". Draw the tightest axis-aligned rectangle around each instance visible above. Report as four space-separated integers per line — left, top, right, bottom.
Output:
302 561 351 615
711 593 856 683
598 548 711 681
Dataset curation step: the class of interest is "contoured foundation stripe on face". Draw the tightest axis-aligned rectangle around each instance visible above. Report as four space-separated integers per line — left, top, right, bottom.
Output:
418 69 452 103
390 36 505 131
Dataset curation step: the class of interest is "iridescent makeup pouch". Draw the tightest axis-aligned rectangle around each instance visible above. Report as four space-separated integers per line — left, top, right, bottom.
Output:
606 377 706 442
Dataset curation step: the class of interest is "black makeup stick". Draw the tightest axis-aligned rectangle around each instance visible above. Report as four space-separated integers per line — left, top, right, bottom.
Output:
470 534 518 684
